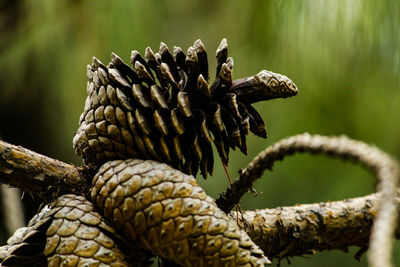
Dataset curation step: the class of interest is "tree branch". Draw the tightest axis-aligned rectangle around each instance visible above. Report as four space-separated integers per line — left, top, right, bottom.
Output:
0 140 93 201
0 189 399 263
217 133 399 267
231 191 400 260
1 137 399 266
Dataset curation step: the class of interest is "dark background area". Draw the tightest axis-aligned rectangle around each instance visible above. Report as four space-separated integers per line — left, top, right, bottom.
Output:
1 1 399 266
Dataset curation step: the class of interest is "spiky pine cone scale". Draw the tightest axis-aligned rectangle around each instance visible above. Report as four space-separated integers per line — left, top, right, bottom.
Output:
91 159 269 266
74 39 298 178
2 39 299 267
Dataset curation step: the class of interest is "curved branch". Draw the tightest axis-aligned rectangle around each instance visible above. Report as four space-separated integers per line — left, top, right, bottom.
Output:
0 140 93 200
1 190 399 263
1 137 399 266
217 133 399 267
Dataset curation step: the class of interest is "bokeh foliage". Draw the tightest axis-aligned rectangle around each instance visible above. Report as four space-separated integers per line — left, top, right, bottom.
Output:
1 1 399 266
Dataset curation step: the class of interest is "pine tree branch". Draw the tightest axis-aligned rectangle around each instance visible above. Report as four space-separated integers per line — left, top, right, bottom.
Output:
217 133 399 267
0 189 399 263
231 191 400 260
0 140 93 201
1 137 399 265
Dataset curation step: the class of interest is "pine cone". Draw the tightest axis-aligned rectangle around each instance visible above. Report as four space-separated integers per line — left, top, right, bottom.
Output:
91 159 270 266
73 39 298 178
1 194 151 267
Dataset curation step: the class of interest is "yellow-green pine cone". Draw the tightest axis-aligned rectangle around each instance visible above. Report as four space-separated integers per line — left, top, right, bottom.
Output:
91 159 270 266
1 194 151 267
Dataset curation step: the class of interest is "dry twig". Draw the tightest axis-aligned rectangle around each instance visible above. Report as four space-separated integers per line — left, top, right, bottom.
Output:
0 140 92 200
217 133 399 267
0 135 398 266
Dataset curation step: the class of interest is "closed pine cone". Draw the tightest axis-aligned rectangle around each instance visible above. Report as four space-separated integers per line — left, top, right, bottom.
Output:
1 194 151 267
91 159 270 266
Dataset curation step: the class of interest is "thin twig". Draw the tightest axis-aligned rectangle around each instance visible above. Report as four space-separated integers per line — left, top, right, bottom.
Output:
0 140 93 201
216 133 398 267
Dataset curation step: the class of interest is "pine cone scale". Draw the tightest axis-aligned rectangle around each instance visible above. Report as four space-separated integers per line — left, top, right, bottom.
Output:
28 38 301 266
92 159 270 266
74 39 298 176
2 194 150 266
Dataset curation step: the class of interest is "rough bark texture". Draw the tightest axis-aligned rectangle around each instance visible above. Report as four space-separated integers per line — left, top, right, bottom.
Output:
231 192 400 259
0 136 399 266
0 140 93 200
216 133 399 267
217 134 398 214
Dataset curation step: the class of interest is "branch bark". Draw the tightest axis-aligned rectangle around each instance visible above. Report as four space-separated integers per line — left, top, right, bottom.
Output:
231 191 400 260
0 140 93 201
0 137 398 266
1 190 399 262
216 133 399 267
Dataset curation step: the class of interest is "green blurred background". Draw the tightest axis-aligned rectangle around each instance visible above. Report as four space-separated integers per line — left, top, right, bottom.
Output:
1 1 399 266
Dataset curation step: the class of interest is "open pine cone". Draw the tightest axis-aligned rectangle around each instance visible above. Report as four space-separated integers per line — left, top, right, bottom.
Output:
73 39 298 178
1 39 298 267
